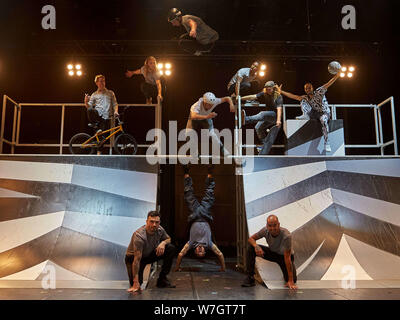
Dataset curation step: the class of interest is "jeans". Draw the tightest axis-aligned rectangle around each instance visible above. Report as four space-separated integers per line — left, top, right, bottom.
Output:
185 118 230 156
246 244 297 283
87 108 110 131
125 243 176 286
245 111 280 155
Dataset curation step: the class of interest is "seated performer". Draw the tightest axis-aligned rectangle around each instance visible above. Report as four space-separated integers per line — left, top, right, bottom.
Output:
168 8 219 56
186 92 235 156
174 165 225 272
240 80 283 155
227 61 260 98
125 56 163 104
84 74 119 132
125 211 176 293
242 215 297 290
275 73 340 152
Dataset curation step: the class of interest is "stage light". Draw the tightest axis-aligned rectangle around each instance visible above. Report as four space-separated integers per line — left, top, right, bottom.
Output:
157 61 172 76
341 67 347 72
347 72 353 78
260 64 266 71
340 72 345 78
259 71 265 77
66 63 84 78
349 66 355 72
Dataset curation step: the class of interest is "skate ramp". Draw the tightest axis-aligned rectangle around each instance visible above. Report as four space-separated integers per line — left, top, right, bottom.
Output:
241 157 400 287
0 156 158 285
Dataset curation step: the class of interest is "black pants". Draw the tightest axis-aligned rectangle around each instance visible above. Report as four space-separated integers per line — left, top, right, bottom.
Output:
124 243 176 286
87 108 110 131
140 81 158 100
246 244 297 283
228 82 258 96
178 33 216 54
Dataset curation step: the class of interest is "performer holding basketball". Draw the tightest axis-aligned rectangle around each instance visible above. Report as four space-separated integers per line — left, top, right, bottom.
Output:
276 73 340 152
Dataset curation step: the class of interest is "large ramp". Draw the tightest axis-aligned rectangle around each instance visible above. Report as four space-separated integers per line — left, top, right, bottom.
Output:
241 157 400 288
0 156 158 286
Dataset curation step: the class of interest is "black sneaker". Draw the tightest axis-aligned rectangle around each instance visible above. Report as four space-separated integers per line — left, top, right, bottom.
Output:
156 278 176 288
241 276 256 287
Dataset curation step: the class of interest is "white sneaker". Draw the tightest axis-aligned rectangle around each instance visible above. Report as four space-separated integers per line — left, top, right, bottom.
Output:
296 114 310 120
325 143 332 152
194 50 202 56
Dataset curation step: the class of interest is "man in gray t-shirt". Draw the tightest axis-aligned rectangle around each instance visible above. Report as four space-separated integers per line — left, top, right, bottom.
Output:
125 211 176 292
168 8 219 56
227 62 260 97
242 215 297 290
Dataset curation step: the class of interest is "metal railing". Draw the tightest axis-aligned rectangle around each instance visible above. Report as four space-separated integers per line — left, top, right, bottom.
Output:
234 96 398 156
0 95 162 154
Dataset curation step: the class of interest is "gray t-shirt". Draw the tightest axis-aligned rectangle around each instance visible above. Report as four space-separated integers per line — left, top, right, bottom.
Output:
188 221 212 249
126 225 169 258
140 66 161 86
256 92 283 111
181 15 219 45
88 89 118 120
227 68 257 90
254 227 293 255
301 86 330 113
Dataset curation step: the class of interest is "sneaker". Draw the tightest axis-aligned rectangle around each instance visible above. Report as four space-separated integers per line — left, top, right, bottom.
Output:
241 276 256 287
241 110 246 126
296 114 310 120
156 277 176 288
194 50 202 56
325 143 332 152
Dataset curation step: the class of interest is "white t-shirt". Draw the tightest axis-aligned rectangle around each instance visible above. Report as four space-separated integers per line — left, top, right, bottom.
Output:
190 97 222 118
88 89 118 120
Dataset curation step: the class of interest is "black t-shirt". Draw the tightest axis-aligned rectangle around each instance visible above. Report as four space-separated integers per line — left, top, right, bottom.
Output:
256 92 283 111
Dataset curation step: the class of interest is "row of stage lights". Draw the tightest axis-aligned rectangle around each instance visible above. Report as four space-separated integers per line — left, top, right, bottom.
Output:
66 62 354 79
66 63 173 77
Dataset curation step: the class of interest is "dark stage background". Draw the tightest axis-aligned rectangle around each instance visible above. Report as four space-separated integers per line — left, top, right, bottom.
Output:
0 0 398 253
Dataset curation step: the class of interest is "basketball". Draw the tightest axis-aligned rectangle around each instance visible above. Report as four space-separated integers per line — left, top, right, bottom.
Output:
328 61 342 75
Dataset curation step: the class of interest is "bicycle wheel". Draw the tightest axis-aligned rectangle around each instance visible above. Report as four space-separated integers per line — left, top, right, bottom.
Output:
69 133 96 155
114 133 138 155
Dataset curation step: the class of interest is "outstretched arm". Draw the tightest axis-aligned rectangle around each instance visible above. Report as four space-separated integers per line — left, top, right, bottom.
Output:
125 69 141 78
174 243 190 271
322 73 340 90
211 243 225 271
276 85 304 102
241 94 258 101
220 96 236 112
284 250 298 290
